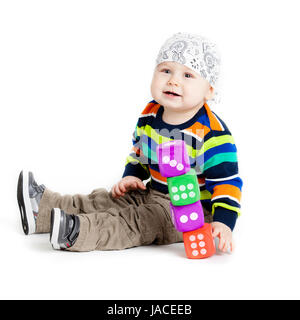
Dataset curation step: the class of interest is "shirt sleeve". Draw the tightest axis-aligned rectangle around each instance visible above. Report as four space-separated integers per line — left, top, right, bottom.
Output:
122 124 150 181
203 120 243 230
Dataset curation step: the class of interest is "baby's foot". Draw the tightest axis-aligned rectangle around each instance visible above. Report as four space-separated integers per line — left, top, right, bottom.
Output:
50 208 80 250
17 170 45 235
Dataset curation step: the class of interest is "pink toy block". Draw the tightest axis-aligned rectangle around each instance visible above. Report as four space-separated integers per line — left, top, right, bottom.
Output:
169 200 204 232
156 140 190 178
183 223 216 259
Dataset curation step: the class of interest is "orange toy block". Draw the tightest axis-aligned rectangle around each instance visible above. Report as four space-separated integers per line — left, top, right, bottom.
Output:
183 223 216 259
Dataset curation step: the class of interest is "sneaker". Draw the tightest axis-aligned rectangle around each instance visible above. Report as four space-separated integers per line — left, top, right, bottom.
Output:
50 208 80 250
17 170 45 235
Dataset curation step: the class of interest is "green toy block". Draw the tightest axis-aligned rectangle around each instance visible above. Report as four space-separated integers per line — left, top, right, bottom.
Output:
167 168 200 206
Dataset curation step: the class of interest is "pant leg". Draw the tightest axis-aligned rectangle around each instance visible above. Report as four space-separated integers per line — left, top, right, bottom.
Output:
36 188 97 233
68 185 184 252
36 184 153 233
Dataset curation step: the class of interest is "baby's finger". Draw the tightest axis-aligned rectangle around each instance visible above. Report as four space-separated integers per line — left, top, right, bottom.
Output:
212 227 220 238
132 181 138 189
218 237 225 251
222 240 229 253
138 181 146 189
119 182 127 193
115 184 125 197
125 181 137 191
111 185 119 198
230 241 235 252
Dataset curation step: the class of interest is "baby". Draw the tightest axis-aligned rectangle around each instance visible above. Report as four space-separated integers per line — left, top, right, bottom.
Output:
17 32 242 254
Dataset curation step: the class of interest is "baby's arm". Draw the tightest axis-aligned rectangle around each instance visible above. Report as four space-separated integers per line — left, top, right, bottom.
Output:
202 116 242 252
112 111 151 198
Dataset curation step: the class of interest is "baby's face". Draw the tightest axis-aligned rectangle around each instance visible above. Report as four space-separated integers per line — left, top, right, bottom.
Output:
151 61 214 112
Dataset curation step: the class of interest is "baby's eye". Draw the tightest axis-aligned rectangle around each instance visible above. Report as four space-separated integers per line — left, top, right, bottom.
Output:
161 68 170 74
184 73 193 78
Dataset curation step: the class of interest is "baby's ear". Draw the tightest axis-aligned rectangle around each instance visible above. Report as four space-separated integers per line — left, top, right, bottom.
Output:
205 86 215 101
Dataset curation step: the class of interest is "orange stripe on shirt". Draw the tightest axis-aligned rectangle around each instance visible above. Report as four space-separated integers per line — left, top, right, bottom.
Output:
203 103 223 131
141 102 161 116
184 122 210 139
149 168 167 183
212 184 242 202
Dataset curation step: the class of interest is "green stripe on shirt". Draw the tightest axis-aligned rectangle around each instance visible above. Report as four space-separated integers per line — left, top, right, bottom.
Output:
201 135 235 155
204 152 237 171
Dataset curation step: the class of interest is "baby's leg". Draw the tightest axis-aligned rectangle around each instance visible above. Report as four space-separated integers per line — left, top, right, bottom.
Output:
36 184 163 233
36 187 117 233
65 186 213 252
66 186 184 252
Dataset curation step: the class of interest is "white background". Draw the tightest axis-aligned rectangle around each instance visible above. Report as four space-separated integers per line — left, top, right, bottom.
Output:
1 0 300 300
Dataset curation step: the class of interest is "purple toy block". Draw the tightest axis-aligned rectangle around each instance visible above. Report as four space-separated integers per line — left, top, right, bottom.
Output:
169 200 204 232
156 140 190 178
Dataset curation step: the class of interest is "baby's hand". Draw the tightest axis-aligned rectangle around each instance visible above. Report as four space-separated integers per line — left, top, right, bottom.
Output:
211 221 234 253
111 176 146 198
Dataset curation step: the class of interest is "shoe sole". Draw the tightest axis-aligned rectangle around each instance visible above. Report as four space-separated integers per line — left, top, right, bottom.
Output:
50 208 63 250
17 170 36 235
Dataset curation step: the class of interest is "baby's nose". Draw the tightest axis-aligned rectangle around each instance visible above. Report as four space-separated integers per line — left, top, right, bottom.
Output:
168 76 180 86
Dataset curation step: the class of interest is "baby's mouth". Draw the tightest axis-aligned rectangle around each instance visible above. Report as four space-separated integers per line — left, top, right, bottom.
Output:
163 91 181 97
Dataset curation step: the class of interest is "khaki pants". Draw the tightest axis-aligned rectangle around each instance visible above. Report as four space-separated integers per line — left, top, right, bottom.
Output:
36 183 212 252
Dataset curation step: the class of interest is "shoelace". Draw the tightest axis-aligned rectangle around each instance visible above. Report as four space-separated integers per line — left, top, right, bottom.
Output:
36 184 46 193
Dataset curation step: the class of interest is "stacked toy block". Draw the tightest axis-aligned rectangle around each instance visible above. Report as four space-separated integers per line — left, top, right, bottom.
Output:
156 140 215 259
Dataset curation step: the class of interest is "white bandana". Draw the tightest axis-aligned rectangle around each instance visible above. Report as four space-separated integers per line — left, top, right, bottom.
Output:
155 32 221 106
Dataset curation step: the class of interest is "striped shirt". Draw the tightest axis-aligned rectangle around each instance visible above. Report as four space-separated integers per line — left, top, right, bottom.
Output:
122 100 243 230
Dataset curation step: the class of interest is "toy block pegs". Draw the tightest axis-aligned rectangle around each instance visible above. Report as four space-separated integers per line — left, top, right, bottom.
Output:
156 140 190 177
169 200 204 232
183 223 216 259
167 168 200 206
